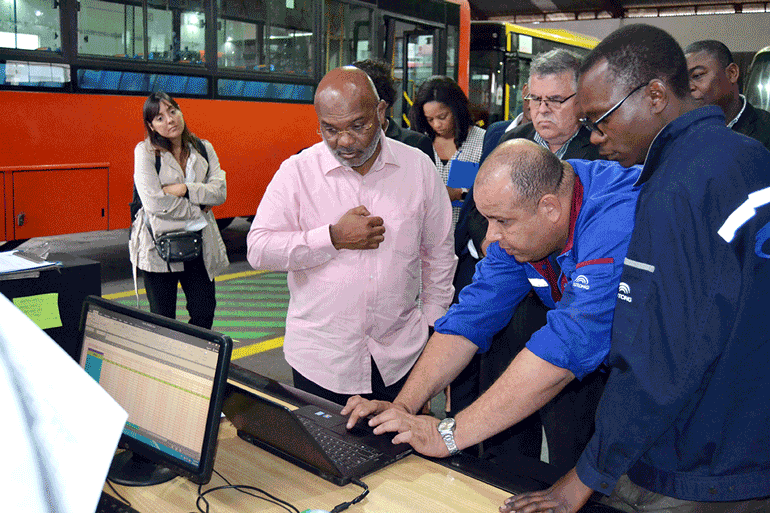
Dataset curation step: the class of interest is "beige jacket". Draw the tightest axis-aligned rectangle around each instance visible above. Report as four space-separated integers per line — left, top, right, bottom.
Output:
129 139 229 281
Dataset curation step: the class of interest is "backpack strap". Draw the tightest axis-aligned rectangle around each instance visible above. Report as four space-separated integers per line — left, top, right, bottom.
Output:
197 140 209 163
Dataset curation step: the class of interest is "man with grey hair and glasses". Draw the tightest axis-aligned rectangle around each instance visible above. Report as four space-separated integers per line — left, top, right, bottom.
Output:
496 48 600 160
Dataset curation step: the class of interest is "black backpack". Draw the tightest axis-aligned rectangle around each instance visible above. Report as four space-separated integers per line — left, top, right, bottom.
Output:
128 140 209 229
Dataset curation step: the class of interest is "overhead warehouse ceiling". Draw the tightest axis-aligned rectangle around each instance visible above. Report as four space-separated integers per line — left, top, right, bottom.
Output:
468 0 770 22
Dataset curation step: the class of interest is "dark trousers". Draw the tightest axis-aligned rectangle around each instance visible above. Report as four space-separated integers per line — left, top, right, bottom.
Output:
142 254 216 330
450 292 607 474
292 358 410 406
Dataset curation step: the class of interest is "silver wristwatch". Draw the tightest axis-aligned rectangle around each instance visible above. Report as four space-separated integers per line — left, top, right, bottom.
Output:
437 417 460 455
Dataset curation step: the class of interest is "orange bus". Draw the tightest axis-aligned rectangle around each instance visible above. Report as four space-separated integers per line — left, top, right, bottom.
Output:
0 0 469 241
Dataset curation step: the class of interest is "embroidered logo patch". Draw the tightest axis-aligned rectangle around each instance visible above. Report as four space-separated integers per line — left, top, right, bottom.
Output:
617 282 632 303
573 275 590 290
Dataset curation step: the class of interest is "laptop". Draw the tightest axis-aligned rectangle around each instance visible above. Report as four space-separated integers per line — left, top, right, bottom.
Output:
223 364 413 486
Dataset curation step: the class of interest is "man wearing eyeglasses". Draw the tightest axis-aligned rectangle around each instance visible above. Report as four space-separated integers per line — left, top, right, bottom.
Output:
247 66 456 404
503 24 770 513
496 49 600 161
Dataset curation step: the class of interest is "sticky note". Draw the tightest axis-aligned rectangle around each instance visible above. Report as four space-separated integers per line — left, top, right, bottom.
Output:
12 293 63 330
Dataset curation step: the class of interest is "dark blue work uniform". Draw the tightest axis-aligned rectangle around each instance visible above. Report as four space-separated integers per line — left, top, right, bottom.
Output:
577 106 770 502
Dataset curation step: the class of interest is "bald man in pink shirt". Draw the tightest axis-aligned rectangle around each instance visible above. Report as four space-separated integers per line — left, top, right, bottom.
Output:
247 66 457 405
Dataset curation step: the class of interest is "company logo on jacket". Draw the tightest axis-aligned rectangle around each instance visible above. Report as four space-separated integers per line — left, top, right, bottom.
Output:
617 282 632 303
573 275 590 290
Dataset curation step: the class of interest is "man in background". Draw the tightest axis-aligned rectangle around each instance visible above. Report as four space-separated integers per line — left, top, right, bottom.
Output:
685 39 770 150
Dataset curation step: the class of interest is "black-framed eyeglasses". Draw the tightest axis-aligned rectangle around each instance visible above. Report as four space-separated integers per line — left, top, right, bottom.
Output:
524 92 576 110
580 83 647 136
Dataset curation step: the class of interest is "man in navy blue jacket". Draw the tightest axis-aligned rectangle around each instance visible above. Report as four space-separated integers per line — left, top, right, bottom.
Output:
504 24 770 513
342 139 641 465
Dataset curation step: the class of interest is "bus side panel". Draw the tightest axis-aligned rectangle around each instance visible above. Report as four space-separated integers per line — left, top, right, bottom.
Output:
0 91 318 238
458 0 471 93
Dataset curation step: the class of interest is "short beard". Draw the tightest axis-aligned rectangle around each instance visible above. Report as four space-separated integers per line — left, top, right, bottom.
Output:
327 128 381 169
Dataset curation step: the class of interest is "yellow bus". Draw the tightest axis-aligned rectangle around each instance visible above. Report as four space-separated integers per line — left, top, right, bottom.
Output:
469 21 599 126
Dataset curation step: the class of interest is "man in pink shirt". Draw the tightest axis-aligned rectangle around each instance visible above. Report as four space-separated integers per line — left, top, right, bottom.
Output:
247 67 457 405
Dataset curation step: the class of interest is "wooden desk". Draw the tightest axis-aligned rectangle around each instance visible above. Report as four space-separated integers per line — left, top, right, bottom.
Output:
105 420 512 513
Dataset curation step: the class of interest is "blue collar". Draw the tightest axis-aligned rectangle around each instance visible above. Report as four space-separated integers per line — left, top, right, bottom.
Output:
636 105 725 187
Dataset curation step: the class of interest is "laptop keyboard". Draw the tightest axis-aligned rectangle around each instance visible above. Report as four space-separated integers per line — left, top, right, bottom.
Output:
297 416 383 470
96 491 141 513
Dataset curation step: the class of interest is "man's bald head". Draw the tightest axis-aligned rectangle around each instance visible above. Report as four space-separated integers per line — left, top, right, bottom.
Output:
315 66 380 115
475 139 574 262
314 66 387 174
477 139 567 210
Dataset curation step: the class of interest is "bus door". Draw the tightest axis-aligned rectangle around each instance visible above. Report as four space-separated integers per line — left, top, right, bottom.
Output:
510 55 531 122
385 17 439 127
469 49 505 125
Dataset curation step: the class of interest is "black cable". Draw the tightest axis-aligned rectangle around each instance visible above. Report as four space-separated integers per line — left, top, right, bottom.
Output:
330 479 369 513
193 469 300 513
105 479 133 508
213 468 233 486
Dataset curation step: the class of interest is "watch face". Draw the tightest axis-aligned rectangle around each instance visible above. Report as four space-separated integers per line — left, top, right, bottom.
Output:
439 417 455 433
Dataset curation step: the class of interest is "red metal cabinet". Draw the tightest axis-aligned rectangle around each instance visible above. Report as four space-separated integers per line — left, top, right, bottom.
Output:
10 165 109 239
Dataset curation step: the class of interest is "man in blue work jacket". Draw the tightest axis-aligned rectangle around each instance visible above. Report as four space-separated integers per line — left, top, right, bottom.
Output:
504 25 770 513
342 138 640 463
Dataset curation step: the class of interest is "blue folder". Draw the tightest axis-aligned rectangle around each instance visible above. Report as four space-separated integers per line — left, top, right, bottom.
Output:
447 160 479 207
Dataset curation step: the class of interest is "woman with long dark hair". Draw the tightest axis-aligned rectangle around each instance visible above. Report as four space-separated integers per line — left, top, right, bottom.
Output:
128 91 229 329
409 76 485 225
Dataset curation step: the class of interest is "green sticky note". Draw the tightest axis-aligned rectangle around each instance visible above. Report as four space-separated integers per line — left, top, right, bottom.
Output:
13 293 63 330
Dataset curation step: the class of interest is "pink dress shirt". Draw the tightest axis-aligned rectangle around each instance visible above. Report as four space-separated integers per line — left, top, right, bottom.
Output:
247 134 457 394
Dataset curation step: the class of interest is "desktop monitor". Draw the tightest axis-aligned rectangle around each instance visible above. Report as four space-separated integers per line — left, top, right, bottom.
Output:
77 295 232 486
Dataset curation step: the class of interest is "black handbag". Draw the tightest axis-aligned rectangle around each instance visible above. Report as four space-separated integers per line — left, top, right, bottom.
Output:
154 230 202 262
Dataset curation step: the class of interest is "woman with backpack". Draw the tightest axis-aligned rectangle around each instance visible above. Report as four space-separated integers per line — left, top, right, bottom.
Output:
129 91 229 329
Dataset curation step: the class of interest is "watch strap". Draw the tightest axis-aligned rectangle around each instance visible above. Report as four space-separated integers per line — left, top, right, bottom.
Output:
438 418 460 455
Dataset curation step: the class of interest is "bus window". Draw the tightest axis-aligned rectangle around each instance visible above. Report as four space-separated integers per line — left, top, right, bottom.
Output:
387 18 439 127
469 21 597 126
507 57 530 122
218 0 313 76
325 0 373 72
446 23 458 83
0 0 60 52
78 0 205 63
469 48 504 124
746 47 770 112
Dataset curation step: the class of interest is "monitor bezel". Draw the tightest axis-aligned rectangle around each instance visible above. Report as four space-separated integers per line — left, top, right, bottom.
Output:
78 295 232 485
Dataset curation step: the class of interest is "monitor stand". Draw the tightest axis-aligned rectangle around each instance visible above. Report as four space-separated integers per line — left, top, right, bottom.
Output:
108 450 177 486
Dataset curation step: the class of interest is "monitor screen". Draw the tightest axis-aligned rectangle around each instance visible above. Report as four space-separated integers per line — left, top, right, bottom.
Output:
78 296 231 486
